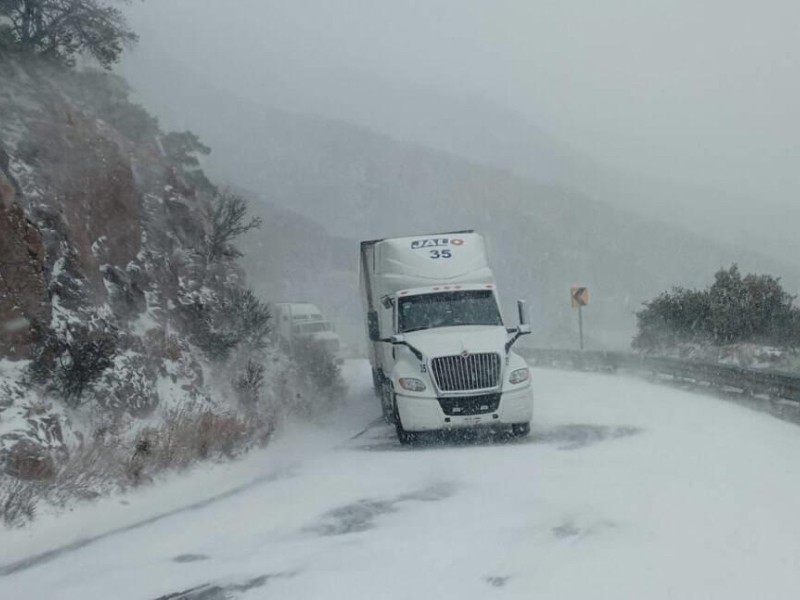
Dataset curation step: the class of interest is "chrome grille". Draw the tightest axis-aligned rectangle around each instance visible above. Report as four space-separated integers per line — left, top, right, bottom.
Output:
430 353 501 392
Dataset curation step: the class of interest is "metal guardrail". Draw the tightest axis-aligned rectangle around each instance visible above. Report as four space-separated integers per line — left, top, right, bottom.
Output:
518 347 800 423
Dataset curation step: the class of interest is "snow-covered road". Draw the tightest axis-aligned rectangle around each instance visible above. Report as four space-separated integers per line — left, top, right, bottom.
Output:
4 361 800 599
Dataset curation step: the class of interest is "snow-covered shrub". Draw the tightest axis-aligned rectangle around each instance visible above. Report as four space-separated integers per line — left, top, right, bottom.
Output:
0 475 38 527
234 359 265 405
130 407 253 478
48 435 129 502
55 329 118 407
28 322 119 406
217 287 272 352
284 338 346 416
180 286 271 361
635 265 800 351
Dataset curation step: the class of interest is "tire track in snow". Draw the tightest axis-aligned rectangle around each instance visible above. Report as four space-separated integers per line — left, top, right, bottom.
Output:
0 419 386 577
0 469 290 577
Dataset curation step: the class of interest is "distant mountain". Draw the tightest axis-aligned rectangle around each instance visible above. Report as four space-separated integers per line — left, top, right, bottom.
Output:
122 53 799 268
121 60 800 350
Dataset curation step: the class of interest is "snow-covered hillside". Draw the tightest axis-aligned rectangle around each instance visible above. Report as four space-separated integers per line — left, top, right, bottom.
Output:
0 59 345 525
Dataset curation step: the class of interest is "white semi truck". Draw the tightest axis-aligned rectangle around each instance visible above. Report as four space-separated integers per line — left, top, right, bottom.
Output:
359 230 533 444
273 302 345 364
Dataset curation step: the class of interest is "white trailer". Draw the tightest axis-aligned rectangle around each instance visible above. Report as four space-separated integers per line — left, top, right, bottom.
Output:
273 302 345 364
359 230 533 444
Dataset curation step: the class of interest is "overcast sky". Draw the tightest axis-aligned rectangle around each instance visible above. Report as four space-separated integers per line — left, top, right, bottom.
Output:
124 0 800 224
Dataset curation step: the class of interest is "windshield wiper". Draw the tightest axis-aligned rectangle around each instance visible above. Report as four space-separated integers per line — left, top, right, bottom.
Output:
402 325 432 333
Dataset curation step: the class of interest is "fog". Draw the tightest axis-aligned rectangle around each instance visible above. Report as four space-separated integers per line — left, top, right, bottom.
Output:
113 0 800 349
120 0 800 262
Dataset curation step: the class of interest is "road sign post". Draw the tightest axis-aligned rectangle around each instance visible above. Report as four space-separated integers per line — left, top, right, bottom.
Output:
570 287 589 351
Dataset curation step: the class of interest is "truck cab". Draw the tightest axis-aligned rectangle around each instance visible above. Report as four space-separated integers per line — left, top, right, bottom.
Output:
360 231 533 444
273 302 345 364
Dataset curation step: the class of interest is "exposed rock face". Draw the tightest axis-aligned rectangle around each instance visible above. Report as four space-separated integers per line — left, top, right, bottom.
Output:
23 106 141 300
0 161 51 359
0 61 151 360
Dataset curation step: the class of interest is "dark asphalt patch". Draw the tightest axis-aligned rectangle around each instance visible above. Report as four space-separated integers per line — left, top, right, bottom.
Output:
307 482 457 536
485 576 510 588
536 424 642 450
396 481 457 503
172 554 210 563
154 572 297 600
552 522 582 538
310 499 398 536
551 519 617 540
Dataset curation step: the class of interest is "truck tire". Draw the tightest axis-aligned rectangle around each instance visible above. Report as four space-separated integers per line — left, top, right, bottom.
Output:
512 422 531 438
371 368 382 395
380 382 395 424
393 396 417 445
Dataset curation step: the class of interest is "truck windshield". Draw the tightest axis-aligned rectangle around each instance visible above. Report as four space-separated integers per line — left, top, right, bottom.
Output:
398 290 503 333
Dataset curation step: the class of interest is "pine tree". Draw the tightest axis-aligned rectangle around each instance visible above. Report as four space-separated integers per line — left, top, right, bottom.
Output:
0 0 138 68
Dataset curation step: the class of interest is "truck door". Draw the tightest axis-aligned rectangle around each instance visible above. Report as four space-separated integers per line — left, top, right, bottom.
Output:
377 301 396 375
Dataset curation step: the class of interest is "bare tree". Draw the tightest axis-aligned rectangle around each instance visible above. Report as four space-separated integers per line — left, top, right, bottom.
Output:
0 0 138 68
206 190 262 263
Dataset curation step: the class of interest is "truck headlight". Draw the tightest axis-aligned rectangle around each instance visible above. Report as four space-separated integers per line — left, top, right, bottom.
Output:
398 377 427 392
509 368 530 384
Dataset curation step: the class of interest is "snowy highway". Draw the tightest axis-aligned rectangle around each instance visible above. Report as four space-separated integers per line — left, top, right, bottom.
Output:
4 360 800 599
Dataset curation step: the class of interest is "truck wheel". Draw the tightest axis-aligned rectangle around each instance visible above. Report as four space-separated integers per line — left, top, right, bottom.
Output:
371 368 382 394
381 383 395 424
512 422 531 437
393 396 417 445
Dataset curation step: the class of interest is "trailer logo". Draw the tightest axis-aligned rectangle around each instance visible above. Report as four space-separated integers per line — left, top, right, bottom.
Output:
411 238 465 249
411 238 450 249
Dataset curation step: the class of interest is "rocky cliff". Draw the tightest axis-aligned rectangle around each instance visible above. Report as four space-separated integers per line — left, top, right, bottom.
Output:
0 60 338 516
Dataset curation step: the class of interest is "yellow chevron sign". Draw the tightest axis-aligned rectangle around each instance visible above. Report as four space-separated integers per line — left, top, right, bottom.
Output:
571 287 589 308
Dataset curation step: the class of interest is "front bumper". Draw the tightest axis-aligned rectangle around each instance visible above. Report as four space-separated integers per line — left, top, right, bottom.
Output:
396 385 533 432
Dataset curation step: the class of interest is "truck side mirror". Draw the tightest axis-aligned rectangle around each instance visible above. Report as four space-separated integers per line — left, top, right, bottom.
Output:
506 300 532 353
517 299 530 328
368 311 380 341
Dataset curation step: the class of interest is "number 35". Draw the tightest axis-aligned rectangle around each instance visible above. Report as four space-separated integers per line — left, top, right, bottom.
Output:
429 249 452 259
